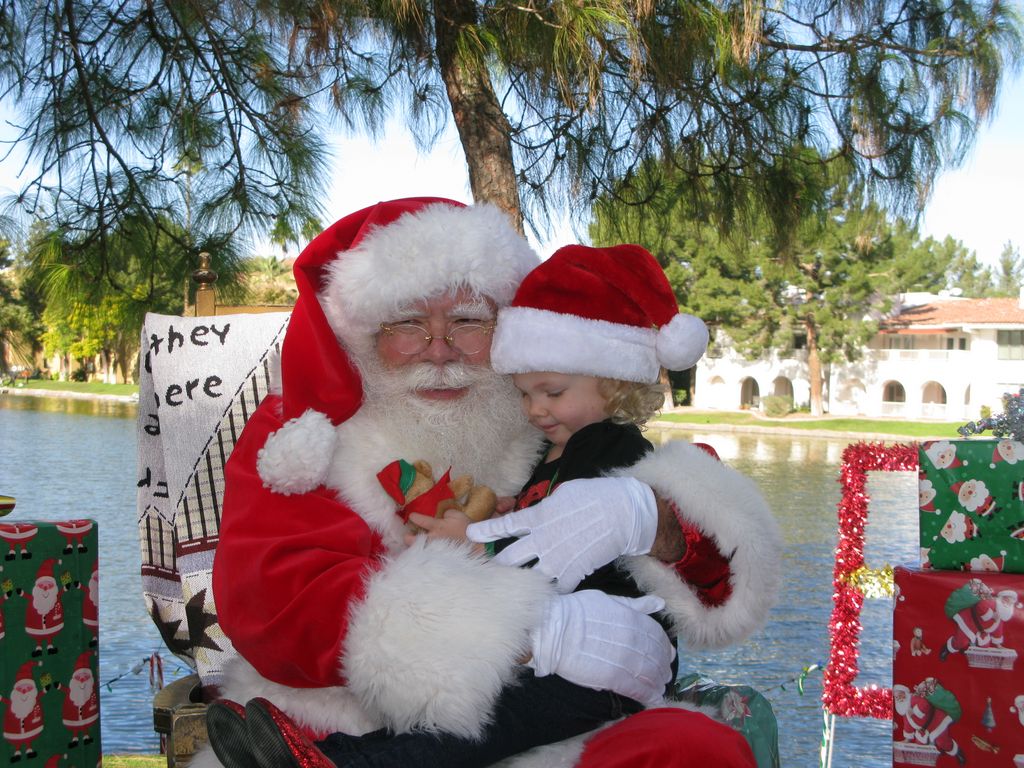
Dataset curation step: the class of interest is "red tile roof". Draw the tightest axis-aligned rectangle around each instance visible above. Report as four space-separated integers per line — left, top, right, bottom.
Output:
883 298 1024 329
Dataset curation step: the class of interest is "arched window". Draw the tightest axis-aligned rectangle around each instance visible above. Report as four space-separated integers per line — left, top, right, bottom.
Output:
740 377 760 408
772 377 794 399
922 381 947 404
883 381 906 403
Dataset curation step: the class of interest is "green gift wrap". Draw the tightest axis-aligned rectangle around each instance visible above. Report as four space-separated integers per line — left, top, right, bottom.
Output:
674 674 779 768
919 439 1024 572
0 519 100 764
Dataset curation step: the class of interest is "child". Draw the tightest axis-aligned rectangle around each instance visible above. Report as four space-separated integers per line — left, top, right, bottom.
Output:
206 243 710 768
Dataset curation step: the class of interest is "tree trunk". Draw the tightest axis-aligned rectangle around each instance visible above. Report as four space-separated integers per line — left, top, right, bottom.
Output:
434 0 524 233
806 320 823 416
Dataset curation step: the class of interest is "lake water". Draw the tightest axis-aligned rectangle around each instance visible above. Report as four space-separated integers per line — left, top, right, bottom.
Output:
0 394 921 766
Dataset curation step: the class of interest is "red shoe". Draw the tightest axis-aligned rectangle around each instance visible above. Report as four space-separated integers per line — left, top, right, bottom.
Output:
206 699 252 768
245 697 335 768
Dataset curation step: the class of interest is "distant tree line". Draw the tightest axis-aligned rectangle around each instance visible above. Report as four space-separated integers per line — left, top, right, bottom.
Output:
591 158 1024 415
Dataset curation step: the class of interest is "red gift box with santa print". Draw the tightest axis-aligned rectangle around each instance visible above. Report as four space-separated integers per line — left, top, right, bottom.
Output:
0 519 100 764
919 439 1024 573
894 565 1024 766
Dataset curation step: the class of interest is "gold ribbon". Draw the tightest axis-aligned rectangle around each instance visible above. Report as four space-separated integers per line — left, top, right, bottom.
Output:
839 564 894 599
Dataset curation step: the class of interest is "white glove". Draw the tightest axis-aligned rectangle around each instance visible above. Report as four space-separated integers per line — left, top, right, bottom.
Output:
528 590 674 707
467 476 659 593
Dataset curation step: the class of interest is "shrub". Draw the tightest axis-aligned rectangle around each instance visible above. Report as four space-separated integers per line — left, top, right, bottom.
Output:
762 395 794 417
671 389 690 406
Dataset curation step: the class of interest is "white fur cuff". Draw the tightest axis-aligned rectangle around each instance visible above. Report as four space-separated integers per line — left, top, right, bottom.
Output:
256 409 337 495
343 538 554 739
618 441 782 649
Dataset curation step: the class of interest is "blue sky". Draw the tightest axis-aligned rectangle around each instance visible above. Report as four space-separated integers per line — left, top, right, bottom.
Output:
918 68 1024 267
2 69 1021 267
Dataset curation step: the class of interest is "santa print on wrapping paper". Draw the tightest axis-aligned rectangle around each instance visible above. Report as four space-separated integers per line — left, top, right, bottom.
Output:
924 440 963 472
1 661 45 761
893 678 966 765
19 559 67 657
0 577 10 642
0 522 37 561
61 652 99 748
939 578 1021 665
81 563 98 648
54 520 91 556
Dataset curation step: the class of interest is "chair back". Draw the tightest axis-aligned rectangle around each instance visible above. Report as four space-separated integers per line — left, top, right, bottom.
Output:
136 311 290 692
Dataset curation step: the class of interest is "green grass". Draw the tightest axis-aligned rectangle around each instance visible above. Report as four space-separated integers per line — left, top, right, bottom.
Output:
11 378 138 396
103 756 164 768
657 410 963 438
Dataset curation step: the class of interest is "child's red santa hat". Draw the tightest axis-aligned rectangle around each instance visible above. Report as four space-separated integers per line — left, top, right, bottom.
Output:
491 243 708 382
256 197 538 495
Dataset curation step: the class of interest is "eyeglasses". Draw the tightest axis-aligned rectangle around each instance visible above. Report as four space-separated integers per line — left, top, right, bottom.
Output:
379 320 495 356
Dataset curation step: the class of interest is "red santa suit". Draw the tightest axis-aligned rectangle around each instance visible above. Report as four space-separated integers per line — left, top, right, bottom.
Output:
893 680 963 760
55 519 93 554
0 521 37 560
24 559 64 654
3 662 44 757
82 564 99 647
207 199 781 768
942 580 1018 657
62 652 99 745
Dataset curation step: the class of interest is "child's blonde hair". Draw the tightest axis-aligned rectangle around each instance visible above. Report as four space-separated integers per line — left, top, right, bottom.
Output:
597 377 665 427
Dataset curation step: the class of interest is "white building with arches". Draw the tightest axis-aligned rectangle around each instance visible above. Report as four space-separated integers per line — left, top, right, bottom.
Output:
692 292 1024 421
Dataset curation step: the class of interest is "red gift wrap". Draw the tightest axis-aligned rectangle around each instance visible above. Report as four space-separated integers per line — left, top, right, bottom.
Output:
894 565 1024 766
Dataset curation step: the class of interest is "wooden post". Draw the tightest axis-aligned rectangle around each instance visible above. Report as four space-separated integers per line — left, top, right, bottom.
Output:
191 252 218 317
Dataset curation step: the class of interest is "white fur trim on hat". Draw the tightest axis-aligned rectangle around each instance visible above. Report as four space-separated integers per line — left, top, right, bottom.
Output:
256 409 337 495
320 203 538 348
492 306 663 382
656 313 709 371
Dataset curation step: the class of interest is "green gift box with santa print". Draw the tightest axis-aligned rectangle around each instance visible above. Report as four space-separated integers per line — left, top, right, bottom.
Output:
919 439 1024 572
0 517 100 764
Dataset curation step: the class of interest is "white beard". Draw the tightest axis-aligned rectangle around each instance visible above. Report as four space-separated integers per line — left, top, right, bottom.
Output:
352 352 537 492
88 575 99 607
10 685 37 720
32 581 58 616
68 671 94 707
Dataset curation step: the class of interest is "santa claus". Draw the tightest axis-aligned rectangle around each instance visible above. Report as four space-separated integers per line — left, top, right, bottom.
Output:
62 651 99 747
994 439 1024 465
923 440 962 470
81 563 99 648
939 510 978 544
893 679 965 764
23 559 65 656
919 472 937 513
201 198 781 768
941 578 1019 659
951 478 997 517
55 519 93 555
0 521 37 560
2 661 44 761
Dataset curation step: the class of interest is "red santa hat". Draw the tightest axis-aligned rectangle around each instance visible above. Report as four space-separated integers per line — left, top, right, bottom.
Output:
36 558 57 582
73 651 92 673
15 660 35 684
255 197 539 495
491 244 708 382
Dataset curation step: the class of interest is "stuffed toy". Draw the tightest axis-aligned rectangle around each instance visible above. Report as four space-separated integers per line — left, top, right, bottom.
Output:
377 459 497 524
